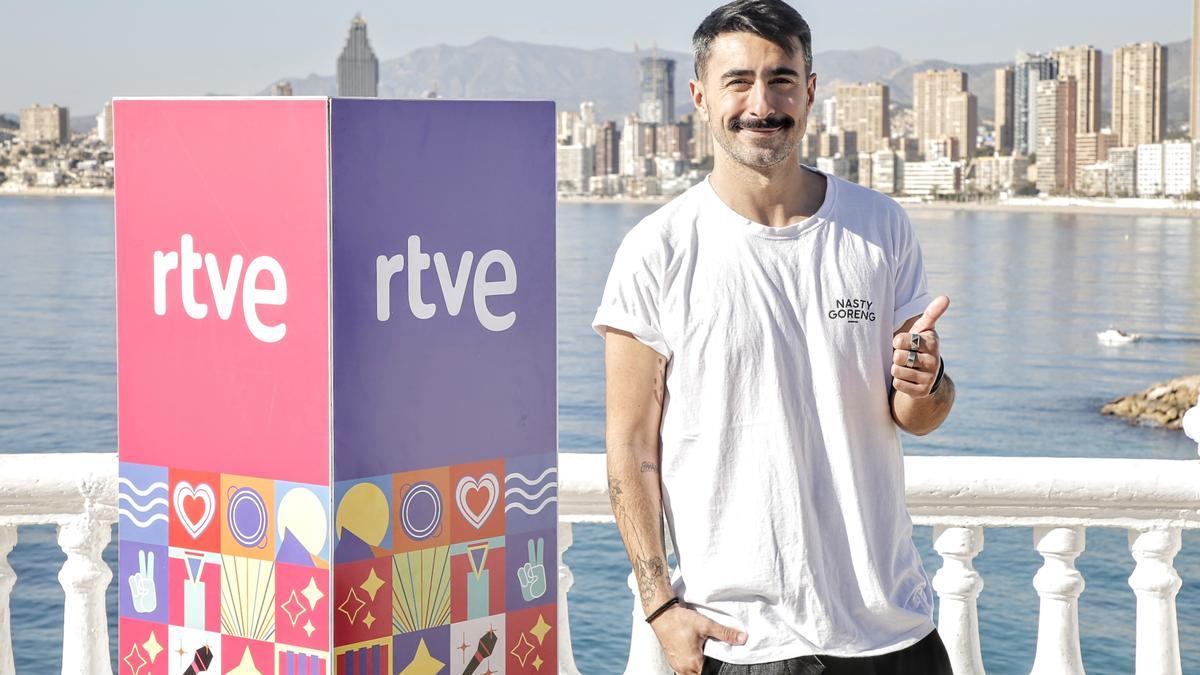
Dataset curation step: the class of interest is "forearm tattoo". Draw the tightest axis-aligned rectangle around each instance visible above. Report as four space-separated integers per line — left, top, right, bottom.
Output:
640 461 659 473
609 476 666 607
635 554 666 604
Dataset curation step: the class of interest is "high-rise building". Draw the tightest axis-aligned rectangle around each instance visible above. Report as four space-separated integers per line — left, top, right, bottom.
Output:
856 153 874 188
271 81 294 96
337 14 379 97
1108 146 1137 196
20 104 69 144
1162 141 1194 196
1014 52 1057 156
818 132 840 158
870 149 902 194
656 122 691 161
96 100 114 145
1075 131 1118 186
1113 42 1167 147
835 83 890 155
974 155 1030 193
620 116 650 177
822 98 839 132
1193 0 1200 140
638 57 675 125
687 113 713 163
1051 46 1102 134
595 121 620 176
1135 143 1164 196
1035 76 1078 194
902 158 962 196
913 69 976 160
556 144 593 194
994 67 1015 155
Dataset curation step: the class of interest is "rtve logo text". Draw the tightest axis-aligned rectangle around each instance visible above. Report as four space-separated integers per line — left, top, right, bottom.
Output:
152 234 518 344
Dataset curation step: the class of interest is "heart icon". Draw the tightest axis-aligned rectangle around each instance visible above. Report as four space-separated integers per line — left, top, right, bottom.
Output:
455 473 499 530
173 481 215 539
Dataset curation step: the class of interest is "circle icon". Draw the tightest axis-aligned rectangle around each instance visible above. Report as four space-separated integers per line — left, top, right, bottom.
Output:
401 481 442 541
228 486 268 548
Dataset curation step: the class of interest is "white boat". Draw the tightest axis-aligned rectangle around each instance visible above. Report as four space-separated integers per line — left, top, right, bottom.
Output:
1096 328 1140 345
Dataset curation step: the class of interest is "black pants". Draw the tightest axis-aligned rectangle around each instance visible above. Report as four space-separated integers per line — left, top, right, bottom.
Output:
700 628 953 675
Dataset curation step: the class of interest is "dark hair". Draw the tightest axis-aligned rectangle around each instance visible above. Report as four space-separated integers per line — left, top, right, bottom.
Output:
692 0 813 80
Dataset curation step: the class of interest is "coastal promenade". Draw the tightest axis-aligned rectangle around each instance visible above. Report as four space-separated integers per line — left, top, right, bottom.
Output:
1 408 1198 674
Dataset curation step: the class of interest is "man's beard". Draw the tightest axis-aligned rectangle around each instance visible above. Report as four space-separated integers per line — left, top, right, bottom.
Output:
710 114 801 169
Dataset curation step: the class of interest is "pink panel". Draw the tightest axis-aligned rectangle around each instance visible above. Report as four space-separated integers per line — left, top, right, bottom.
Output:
115 99 330 485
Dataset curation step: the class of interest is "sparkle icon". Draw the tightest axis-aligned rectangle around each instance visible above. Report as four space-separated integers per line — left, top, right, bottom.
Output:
509 633 535 666
360 567 385 601
122 644 148 675
142 630 164 663
281 589 307 626
529 613 552 645
300 576 325 609
338 587 366 624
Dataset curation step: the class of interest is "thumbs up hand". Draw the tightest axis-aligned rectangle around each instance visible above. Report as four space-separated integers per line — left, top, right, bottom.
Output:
891 296 949 399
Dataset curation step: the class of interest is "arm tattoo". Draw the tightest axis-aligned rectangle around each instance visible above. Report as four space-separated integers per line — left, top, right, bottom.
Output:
635 555 666 603
640 461 659 473
608 477 623 503
609 475 667 606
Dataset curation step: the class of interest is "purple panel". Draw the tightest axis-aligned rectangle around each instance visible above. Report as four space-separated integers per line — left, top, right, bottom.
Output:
331 99 556 480
118 540 168 623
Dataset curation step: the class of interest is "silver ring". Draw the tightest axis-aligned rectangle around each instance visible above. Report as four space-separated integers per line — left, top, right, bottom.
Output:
905 350 917 368
909 333 921 351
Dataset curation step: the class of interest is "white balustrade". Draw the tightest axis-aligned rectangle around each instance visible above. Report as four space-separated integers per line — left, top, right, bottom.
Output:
932 525 985 675
0 527 16 675
1030 526 1086 675
1 451 1199 674
0 453 116 675
1128 527 1183 675
556 520 583 675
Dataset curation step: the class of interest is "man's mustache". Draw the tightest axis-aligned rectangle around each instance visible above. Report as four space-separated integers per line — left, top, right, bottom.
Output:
729 115 795 131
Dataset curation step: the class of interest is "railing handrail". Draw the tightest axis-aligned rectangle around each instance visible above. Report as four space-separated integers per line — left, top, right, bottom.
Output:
0 452 116 524
561 452 1200 527
3 451 1197 526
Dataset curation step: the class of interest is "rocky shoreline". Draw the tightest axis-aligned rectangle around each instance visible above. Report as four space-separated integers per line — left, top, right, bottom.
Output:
1101 375 1200 430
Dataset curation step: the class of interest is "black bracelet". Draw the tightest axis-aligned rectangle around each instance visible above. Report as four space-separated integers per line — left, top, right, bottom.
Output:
930 357 946 395
645 596 680 624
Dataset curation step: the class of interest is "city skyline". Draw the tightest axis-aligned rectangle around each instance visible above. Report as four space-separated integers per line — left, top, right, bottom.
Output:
0 0 1190 115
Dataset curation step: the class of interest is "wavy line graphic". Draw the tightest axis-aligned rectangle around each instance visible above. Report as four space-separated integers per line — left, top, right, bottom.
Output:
505 467 556 486
118 510 169 528
118 478 168 497
504 482 557 502
504 497 557 516
117 494 168 512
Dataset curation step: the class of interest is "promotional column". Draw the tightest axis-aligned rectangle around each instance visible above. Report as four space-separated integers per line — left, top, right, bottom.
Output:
115 97 556 675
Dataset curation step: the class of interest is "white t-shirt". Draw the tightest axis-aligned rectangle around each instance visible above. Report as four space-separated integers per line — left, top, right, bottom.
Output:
592 167 936 664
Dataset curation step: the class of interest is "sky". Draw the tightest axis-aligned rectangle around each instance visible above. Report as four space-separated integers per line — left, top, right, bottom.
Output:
0 0 1190 115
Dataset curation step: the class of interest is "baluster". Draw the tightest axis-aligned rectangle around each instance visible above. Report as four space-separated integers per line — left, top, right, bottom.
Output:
932 525 986 675
557 521 583 675
57 517 112 675
1127 528 1182 675
622 569 673 675
1030 526 1086 675
0 526 16 675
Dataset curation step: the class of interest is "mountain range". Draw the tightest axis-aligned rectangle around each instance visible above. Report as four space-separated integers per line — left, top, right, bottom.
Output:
263 36 1192 129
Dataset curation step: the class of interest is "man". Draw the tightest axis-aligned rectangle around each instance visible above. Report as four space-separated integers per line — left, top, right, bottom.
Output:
591 1 957 673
